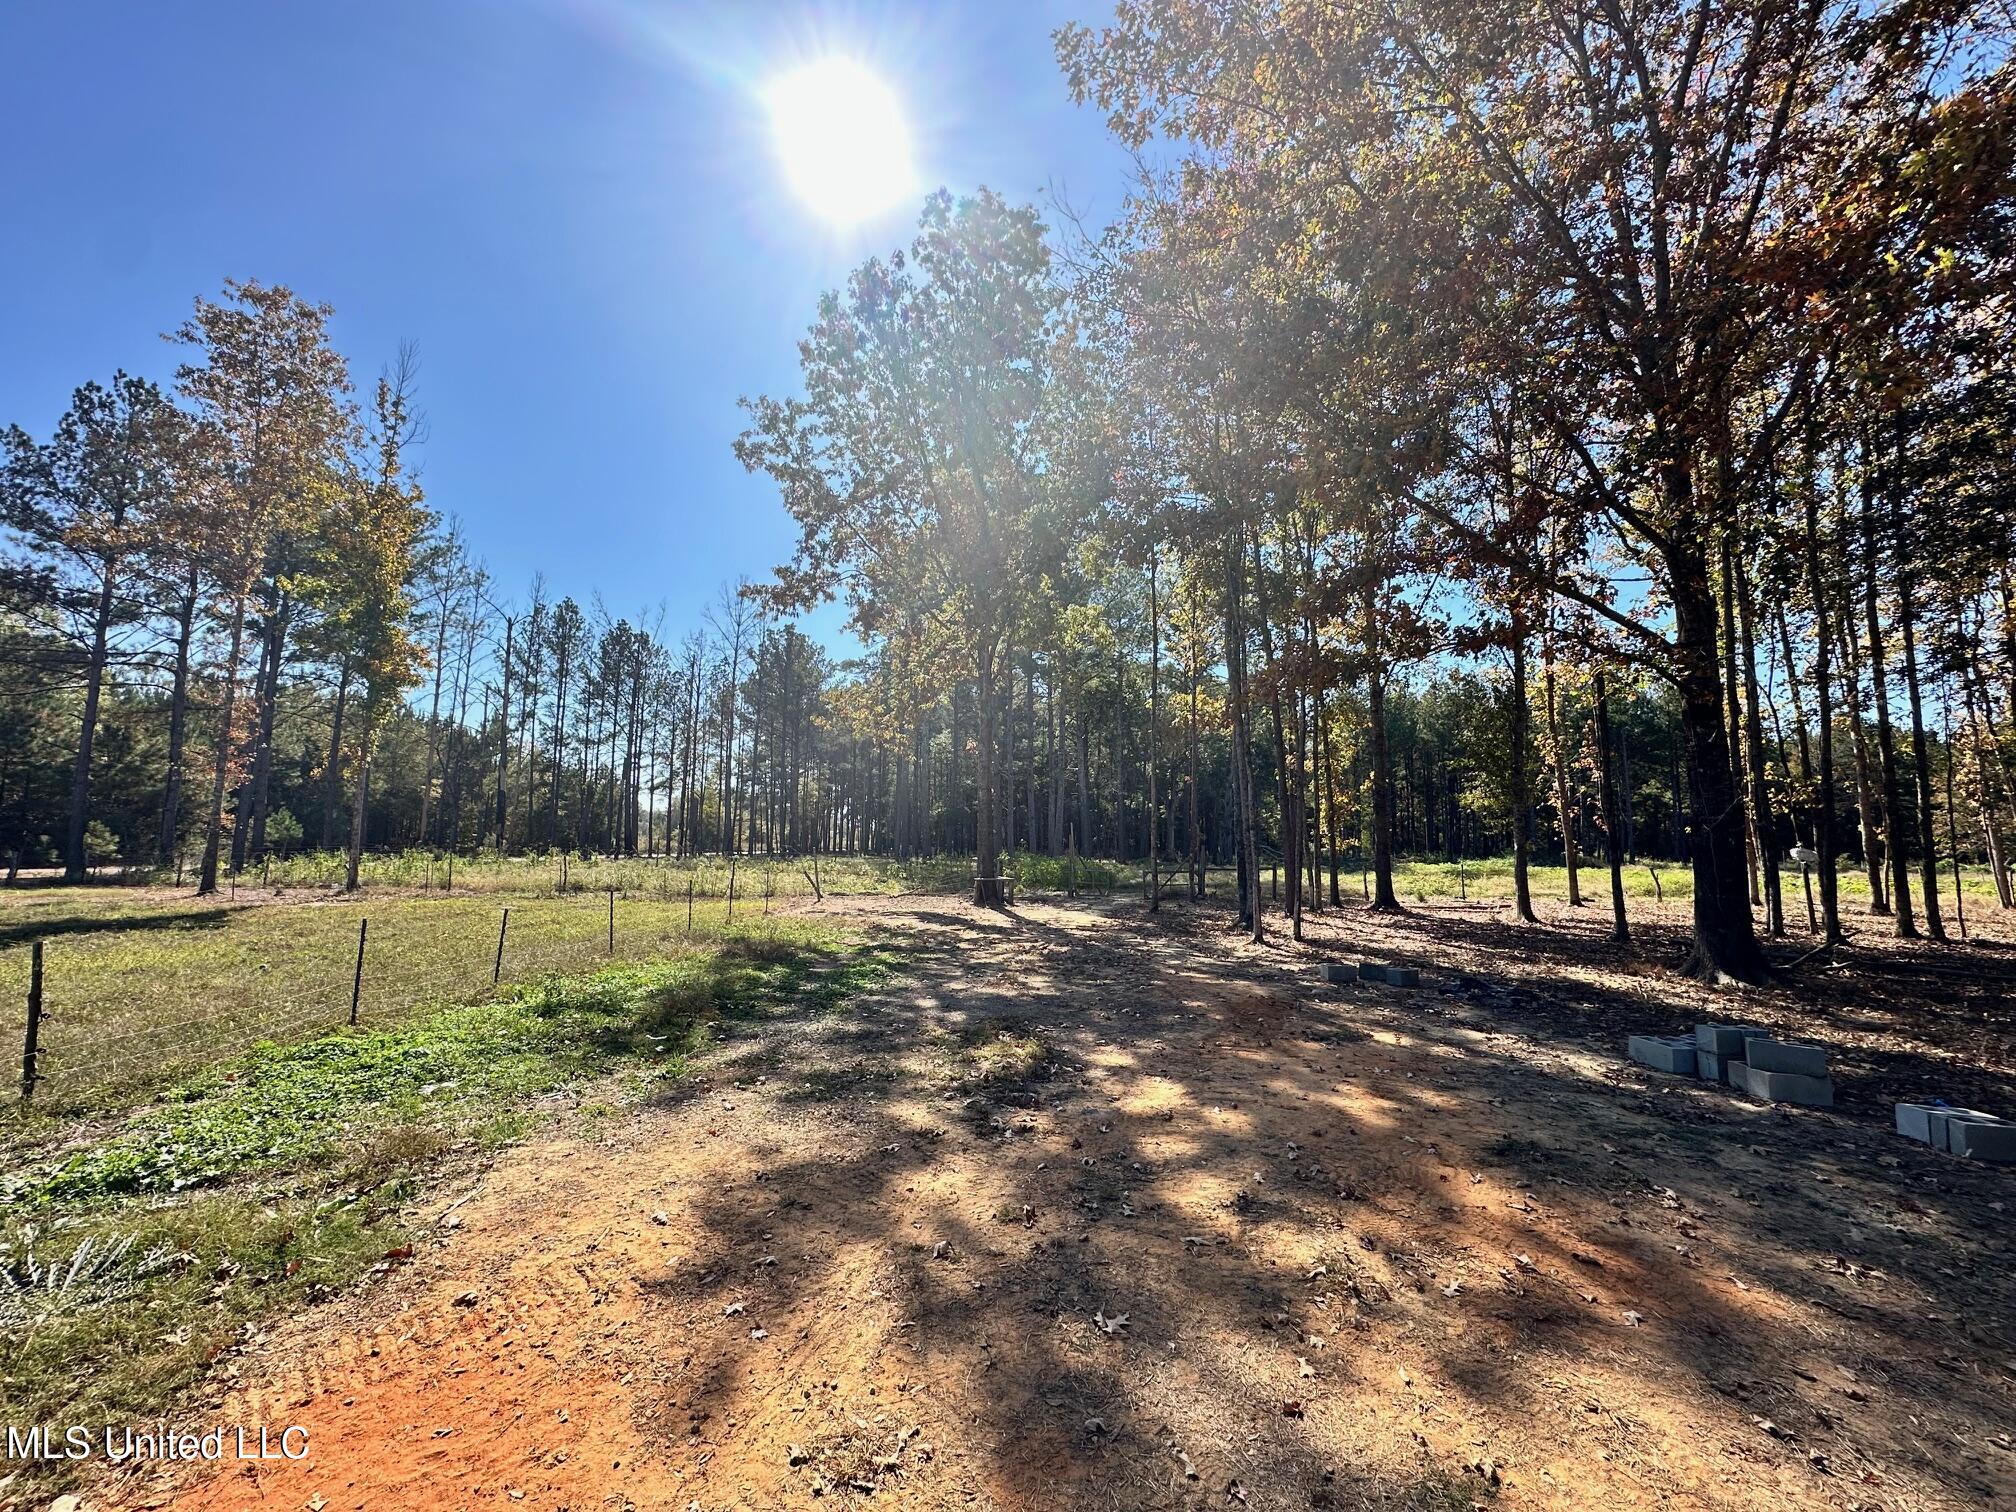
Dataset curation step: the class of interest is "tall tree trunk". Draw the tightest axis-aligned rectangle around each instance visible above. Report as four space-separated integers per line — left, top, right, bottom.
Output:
1147 551 1161 912
156 567 200 867
321 661 350 849
1508 614 1538 923
1024 651 1038 855
417 593 454 849
1801 472 1844 944
1666 519 1769 983
245 592 291 864
1186 608 1204 898
1895 558 1948 941
345 752 369 892
493 614 513 854
1251 527 1302 931
973 640 1003 906
63 564 120 881
1363 581 1400 913
196 593 250 896
1542 657 1581 904
1837 600 1888 912
1594 668 1629 941
1861 471 1917 937
1225 531 1262 938
1047 653 1064 856
1734 553 1784 935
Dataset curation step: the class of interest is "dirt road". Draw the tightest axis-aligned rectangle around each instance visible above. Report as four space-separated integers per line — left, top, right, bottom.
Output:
104 896 2015 1510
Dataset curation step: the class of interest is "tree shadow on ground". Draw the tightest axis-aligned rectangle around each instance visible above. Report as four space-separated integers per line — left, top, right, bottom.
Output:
626 895 2015 1509
0 906 231 949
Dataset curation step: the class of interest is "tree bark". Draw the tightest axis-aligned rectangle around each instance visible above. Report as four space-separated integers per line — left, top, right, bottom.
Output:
196 593 250 896
1895 553 1948 942
1363 581 1400 913
156 566 199 867
345 755 369 892
1594 668 1629 942
63 563 120 881
1800 471 1844 944
1861 469 1917 937
1667 530 1769 984
1734 552 1784 935
1508 614 1538 923
973 640 1004 906
321 661 350 850
1542 639 1582 905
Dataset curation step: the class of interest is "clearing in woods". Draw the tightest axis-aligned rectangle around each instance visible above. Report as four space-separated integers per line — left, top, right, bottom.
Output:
88 892 2016 1512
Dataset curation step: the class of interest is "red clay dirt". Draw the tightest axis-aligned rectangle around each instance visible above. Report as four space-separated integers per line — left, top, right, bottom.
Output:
94 894 2016 1511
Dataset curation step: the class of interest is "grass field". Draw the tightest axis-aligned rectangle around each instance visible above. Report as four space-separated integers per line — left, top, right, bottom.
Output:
0 889 826 1112
4 850 2003 1114
0 918 897 1478
194 847 1128 898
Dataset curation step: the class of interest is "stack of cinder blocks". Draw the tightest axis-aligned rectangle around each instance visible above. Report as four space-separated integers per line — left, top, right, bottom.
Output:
1727 1035 1835 1107
1314 961 1419 987
1628 1023 1835 1107
1358 962 1420 987
1895 1102 2016 1162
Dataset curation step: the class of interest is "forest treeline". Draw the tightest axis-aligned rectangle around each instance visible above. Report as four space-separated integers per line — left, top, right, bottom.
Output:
4 1 2014 987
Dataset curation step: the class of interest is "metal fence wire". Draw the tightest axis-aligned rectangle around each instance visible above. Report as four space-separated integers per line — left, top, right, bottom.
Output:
3 891 763 1112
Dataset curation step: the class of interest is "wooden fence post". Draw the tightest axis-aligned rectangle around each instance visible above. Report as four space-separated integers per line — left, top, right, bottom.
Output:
608 887 615 955
494 907 509 984
21 939 44 1101
350 918 367 1026
686 877 695 935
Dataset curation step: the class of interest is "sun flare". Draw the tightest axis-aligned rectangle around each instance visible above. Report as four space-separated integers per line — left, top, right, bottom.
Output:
765 58 917 228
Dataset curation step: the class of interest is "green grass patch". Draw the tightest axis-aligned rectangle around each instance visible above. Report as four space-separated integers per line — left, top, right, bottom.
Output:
0 886 893 1114
952 1017 1052 1085
0 925 900 1496
1 1193 397 1463
10 930 895 1206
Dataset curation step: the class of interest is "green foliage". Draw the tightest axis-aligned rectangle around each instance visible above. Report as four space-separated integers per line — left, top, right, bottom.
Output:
13 933 895 1205
0 928 899 1493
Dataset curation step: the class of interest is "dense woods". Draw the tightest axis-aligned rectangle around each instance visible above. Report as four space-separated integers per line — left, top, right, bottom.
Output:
4 1 2014 987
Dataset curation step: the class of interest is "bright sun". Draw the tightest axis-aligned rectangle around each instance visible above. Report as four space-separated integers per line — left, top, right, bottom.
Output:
765 58 916 228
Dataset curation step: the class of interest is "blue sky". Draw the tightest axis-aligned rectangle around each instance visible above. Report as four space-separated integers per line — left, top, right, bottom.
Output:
0 0 1133 647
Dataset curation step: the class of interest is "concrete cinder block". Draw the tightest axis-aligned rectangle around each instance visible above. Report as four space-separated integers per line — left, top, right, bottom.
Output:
1895 1102 1939 1144
1731 1061 1834 1107
1386 967 1420 988
1945 1114 2016 1163
1696 1050 1733 1084
1319 962 1353 985
1926 1106 1998 1152
1696 1023 1769 1057
1746 1038 1829 1077
1629 1035 1700 1077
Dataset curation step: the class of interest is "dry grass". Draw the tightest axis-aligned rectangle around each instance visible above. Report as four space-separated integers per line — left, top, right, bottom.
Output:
0 885 841 1113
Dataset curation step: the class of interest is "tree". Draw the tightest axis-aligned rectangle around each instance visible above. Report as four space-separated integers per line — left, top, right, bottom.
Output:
1 373 183 880
320 351 432 890
738 189 1067 906
171 280 352 896
1060 0 2009 981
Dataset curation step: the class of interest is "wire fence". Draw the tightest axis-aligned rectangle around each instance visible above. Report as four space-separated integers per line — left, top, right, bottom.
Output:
0 889 802 1114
